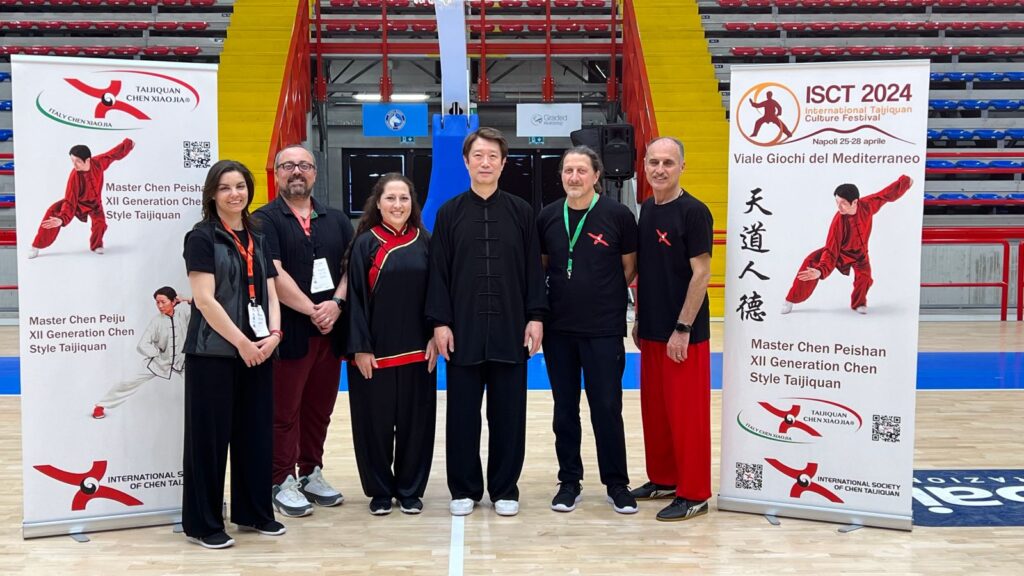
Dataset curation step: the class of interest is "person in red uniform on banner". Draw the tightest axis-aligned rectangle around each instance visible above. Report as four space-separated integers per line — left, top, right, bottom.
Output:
28 138 134 258
630 137 713 522
780 174 913 315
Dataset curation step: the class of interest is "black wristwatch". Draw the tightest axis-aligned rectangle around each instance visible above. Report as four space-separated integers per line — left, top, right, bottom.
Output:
674 322 692 334
331 297 344 310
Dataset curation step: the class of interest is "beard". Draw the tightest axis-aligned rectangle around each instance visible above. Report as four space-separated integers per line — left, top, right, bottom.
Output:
280 176 312 199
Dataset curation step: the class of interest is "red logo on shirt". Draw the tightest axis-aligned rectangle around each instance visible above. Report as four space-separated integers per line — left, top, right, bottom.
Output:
587 232 609 247
656 229 672 246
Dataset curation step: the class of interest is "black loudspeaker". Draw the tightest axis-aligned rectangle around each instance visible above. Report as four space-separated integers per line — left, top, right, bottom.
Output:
570 126 604 152
601 123 635 180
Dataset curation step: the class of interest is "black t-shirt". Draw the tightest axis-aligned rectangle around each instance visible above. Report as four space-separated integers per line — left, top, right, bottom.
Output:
636 190 713 344
538 194 638 337
184 223 278 340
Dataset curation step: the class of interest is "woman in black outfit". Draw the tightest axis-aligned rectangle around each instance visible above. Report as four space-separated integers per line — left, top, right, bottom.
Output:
346 173 437 516
181 160 284 549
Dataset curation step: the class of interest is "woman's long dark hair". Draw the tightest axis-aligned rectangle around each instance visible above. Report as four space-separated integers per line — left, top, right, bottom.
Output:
199 159 256 228
342 173 422 270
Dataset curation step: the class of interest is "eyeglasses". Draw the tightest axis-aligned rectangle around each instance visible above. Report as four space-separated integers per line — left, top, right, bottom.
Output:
276 161 316 173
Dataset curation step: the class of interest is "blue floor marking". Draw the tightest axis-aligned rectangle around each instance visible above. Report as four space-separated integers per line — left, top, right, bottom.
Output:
1 351 1020 394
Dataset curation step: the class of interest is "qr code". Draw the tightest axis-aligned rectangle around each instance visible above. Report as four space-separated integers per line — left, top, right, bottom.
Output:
872 414 901 442
183 140 211 169
736 462 763 490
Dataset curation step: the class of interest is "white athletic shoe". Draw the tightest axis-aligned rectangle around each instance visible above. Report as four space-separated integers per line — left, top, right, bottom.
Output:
27 248 39 259
93 247 104 255
299 466 344 506
494 499 520 517
449 498 476 516
780 301 793 314
855 306 867 315
273 475 313 517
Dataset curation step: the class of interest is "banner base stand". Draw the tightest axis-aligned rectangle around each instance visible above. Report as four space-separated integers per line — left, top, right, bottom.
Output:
69 533 89 543
764 514 780 526
839 524 864 533
172 523 183 533
718 495 912 531
23 508 182 539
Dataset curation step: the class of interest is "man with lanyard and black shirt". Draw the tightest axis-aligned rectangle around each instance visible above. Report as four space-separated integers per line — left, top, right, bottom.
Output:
536 145 638 515
425 127 548 518
252 145 354 518
630 136 714 522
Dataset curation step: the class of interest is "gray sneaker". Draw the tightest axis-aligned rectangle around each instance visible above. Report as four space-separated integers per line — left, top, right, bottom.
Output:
299 466 344 507
273 474 313 517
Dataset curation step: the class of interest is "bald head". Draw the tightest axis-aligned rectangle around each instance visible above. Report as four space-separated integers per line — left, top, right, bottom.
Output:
644 137 686 197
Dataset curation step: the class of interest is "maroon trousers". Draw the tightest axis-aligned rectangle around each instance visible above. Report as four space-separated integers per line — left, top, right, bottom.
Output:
272 335 342 485
786 248 874 310
33 201 107 251
639 338 711 501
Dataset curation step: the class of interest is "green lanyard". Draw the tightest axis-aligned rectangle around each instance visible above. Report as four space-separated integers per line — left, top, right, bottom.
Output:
563 193 598 280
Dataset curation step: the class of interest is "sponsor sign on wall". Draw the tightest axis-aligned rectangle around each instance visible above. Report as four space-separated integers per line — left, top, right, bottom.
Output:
12 55 216 538
362 103 429 137
515 103 583 137
718 61 929 530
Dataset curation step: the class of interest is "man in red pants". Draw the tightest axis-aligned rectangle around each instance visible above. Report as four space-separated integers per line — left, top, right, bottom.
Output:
781 174 913 315
630 137 713 522
28 138 134 258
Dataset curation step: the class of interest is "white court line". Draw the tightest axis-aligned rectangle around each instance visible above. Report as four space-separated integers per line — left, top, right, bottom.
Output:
448 515 465 576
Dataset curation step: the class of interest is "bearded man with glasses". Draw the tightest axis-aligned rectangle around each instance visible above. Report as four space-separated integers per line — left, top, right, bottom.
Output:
252 145 355 518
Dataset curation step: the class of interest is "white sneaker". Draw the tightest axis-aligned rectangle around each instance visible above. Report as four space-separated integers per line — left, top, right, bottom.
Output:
93 247 104 254
780 301 793 314
299 466 344 506
494 499 520 517
273 475 313 517
855 306 867 315
27 248 39 259
449 498 476 516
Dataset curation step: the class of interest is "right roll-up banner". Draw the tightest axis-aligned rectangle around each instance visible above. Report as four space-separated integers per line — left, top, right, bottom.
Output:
718 60 930 530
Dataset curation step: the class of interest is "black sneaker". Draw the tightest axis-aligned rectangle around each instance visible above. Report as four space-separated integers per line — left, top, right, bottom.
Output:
187 530 235 549
656 498 709 522
629 481 676 500
550 482 583 512
399 497 423 515
606 485 639 514
237 520 286 536
369 496 393 516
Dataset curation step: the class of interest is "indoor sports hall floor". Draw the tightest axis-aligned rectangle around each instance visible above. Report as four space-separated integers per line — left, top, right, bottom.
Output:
0 321 1020 575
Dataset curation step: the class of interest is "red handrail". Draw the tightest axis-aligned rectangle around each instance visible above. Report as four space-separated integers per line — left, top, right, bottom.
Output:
266 0 313 199
620 0 656 203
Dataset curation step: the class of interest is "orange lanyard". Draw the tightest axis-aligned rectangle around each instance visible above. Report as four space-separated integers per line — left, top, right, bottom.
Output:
220 220 256 301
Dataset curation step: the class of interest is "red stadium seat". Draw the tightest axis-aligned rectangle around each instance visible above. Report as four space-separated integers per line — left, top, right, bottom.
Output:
553 0 578 7
809 22 836 32
4 21 33 31
856 0 883 6
411 22 437 32
48 0 75 5
760 46 787 56
818 46 844 57
950 22 976 32
866 22 894 31
978 22 1004 31
724 23 751 32
528 23 547 33
143 46 172 56
499 0 523 7
836 22 865 32
932 46 956 55
1005 22 1024 31
75 0 102 5
800 0 826 8
498 23 523 33
0 47 23 56
962 45 993 55
160 0 188 6
990 45 1020 56
386 22 409 32
34 21 63 31
121 21 149 31
354 22 381 32
153 22 181 31
746 0 772 7
922 21 942 31
83 46 112 56
93 22 123 32
730 46 758 57
469 23 496 33
876 46 905 55
172 46 201 56
752 22 778 32
774 0 801 7
358 0 382 7
894 22 924 32
325 22 351 32
181 22 210 31
24 46 53 56
330 0 356 7
106 0 132 6
847 45 875 56
581 0 606 7
65 21 94 31
906 45 935 56
555 22 581 33
781 23 807 32
386 0 410 7
189 0 215 5
790 46 817 56
584 23 608 32
19 0 45 5
133 0 158 5
936 0 963 6
112 46 141 56
527 0 546 7
827 0 856 7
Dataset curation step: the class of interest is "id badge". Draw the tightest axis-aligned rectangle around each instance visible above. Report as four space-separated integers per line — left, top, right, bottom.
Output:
311 257 335 293
248 302 270 338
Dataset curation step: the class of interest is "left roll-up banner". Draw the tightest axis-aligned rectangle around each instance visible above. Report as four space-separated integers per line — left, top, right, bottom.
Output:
12 56 217 539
